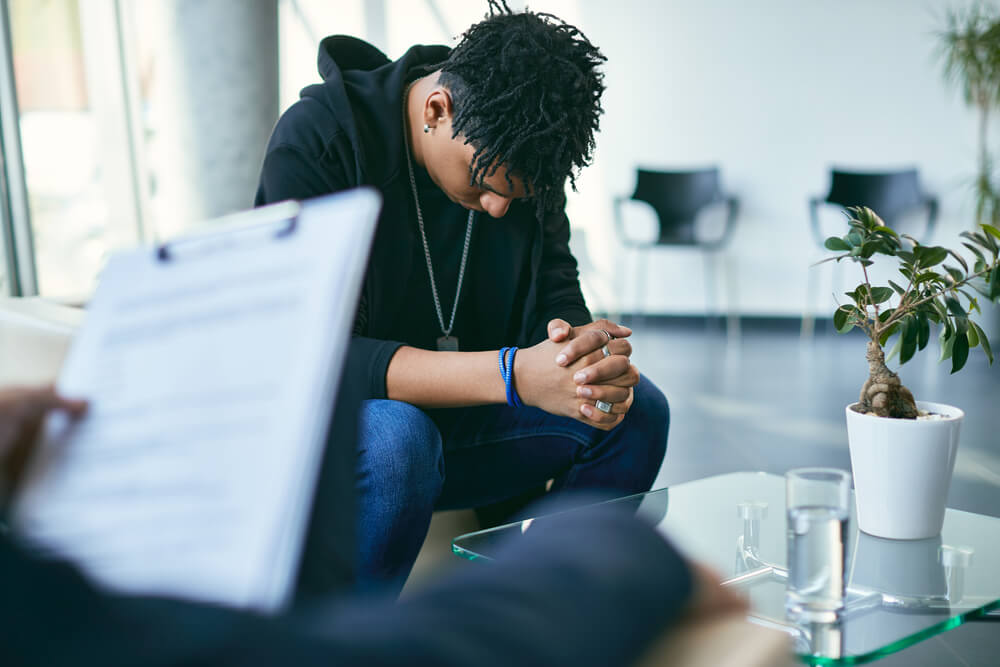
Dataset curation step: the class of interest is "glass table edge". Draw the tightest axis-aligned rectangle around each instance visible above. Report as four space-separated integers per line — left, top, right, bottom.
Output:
450 471 769 558
792 599 1000 665
451 469 1000 556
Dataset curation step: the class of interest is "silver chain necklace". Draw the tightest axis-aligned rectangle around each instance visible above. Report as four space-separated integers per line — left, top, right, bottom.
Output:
402 82 475 352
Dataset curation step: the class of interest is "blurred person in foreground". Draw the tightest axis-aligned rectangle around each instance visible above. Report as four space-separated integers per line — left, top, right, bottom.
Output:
257 0 670 595
0 385 747 666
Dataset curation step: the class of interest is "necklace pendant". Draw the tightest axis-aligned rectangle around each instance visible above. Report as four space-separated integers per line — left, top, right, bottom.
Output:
437 335 460 352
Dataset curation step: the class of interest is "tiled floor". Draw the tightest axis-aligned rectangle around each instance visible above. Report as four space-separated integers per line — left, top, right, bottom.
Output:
635 315 1000 667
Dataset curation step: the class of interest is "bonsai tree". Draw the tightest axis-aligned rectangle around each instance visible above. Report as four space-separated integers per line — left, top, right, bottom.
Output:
822 207 1000 418
937 3 1000 226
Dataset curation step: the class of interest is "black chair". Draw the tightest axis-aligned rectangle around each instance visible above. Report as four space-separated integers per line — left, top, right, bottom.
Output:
612 168 740 334
808 168 939 246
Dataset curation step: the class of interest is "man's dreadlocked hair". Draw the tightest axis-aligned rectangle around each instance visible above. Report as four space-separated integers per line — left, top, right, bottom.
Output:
437 0 606 215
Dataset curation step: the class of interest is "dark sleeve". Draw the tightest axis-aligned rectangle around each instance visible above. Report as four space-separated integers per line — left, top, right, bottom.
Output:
274 503 695 667
254 144 345 206
527 206 593 344
256 144 405 401
0 505 693 667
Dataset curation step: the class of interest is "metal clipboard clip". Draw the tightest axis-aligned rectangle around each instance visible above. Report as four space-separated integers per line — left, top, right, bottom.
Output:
155 200 303 262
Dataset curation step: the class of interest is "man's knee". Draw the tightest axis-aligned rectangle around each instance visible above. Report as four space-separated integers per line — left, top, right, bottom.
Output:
358 400 445 505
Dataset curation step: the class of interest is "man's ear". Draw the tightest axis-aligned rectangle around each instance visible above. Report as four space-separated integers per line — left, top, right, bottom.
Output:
423 87 455 131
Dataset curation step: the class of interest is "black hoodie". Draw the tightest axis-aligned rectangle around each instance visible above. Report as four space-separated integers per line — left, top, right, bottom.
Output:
256 37 591 400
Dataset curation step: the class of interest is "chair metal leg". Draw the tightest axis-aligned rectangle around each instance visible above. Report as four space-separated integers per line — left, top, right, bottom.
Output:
634 248 648 324
703 251 719 336
723 252 741 344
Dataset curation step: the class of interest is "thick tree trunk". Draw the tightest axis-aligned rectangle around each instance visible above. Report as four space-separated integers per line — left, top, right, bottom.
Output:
855 341 919 419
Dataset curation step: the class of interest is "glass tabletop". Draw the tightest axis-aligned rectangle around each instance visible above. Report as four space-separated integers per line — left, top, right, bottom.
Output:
452 472 1000 665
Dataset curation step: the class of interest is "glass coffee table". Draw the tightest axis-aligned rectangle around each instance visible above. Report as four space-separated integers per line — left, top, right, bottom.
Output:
452 472 1000 665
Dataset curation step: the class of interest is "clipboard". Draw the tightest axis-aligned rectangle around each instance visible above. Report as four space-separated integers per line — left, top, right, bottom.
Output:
12 188 381 613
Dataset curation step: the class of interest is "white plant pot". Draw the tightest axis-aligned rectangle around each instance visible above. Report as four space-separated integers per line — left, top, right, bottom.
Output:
845 401 963 540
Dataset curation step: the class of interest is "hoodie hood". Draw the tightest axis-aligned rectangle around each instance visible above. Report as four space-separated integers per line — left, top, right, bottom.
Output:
318 35 391 81
301 36 450 187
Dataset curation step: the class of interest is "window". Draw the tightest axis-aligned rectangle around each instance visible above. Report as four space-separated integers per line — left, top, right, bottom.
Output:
3 0 143 300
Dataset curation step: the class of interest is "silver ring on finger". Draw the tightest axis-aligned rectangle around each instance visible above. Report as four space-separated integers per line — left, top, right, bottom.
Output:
599 329 613 343
602 344 611 358
595 400 614 414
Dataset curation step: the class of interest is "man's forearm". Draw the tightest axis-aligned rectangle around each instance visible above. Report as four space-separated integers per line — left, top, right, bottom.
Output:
385 347 507 408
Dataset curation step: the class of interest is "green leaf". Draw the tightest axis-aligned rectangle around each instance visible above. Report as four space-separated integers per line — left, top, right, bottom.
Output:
940 331 955 362
946 297 967 318
874 225 899 238
932 298 950 324
968 322 980 348
870 286 894 304
917 312 930 350
825 237 851 251
959 289 980 313
947 249 969 272
847 230 863 247
879 322 899 346
888 280 907 295
951 332 970 373
944 265 965 284
983 224 1000 241
915 271 940 284
833 306 855 333
981 229 999 254
963 242 986 264
897 251 915 264
915 246 949 267
900 316 918 364
991 266 1000 300
971 321 994 364
859 242 880 258
960 231 990 250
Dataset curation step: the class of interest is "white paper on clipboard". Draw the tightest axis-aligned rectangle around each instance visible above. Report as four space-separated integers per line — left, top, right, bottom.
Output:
12 188 380 613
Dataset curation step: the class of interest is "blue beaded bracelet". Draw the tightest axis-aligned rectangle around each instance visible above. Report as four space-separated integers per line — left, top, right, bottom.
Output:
498 346 524 408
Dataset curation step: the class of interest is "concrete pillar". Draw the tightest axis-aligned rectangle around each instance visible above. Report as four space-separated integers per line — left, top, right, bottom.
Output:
143 0 278 239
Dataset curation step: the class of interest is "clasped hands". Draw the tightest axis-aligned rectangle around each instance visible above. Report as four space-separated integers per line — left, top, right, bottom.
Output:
516 318 639 431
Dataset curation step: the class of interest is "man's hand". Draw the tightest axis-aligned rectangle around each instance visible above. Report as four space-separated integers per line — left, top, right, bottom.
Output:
0 386 87 502
546 318 640 420
548 318 633 364
514 338 633 431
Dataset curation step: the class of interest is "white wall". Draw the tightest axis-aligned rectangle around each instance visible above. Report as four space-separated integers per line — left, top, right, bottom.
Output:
570 0 994 317
280 0 994 317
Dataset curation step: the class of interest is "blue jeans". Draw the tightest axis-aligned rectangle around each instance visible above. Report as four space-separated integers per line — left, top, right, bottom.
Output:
355 375 669 593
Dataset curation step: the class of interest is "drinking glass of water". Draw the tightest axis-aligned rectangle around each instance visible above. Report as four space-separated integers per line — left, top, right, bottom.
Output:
785 468 851 621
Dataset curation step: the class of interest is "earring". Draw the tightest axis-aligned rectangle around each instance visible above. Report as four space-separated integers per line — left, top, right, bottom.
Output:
423 124 431 134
